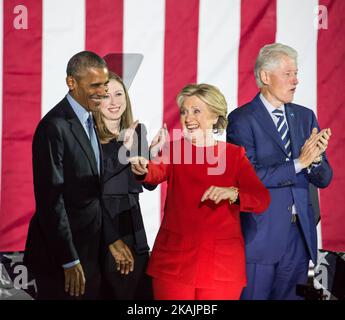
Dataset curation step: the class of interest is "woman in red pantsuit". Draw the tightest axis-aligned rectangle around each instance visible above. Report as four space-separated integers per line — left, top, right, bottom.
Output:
131 84 270 300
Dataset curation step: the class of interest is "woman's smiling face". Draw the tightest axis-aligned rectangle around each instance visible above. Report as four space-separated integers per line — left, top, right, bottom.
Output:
179 95 218 143
100 79 127 121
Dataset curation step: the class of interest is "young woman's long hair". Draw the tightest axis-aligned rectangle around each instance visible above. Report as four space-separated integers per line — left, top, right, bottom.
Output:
94 72 134 144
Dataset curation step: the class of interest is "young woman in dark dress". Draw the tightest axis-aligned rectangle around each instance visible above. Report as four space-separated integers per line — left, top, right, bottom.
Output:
94 72 157 299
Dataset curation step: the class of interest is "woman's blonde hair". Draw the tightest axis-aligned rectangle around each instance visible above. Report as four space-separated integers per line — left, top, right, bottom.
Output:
176 83 228 134
94 72 134 143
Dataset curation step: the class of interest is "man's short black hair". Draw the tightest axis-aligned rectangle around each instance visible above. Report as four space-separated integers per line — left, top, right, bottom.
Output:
66 51 107 79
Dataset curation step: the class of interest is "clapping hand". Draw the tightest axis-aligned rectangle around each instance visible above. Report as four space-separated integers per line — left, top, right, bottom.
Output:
315 127 331 154
299 127 331 168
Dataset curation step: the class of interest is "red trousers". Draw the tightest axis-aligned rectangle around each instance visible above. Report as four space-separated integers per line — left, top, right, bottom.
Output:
153 278 244 300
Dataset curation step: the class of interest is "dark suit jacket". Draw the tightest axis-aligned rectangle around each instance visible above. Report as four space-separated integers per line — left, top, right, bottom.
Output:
227 93 333 264
101 123 156 254
24 97 104 280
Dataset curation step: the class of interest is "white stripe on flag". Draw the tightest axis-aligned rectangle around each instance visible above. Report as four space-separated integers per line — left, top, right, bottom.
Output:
123 0 166 247
198 0 241 128
276 0 321 249
42 0 85 116
276 0 318 115
0 0 3 195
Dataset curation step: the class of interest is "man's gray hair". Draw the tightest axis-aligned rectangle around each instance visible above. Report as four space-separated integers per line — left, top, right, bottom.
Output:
66 51 107 79
254 43 298 88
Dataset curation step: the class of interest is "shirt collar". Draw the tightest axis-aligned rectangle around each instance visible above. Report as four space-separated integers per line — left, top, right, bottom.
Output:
259 93 285 115
66 93 91 125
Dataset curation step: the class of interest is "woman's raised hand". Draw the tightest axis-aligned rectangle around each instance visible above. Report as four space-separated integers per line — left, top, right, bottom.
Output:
149 123 168 158
122 120 139 150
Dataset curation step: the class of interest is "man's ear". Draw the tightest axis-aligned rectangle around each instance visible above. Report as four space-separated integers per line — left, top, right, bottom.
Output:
260 70 270 86
66 76 76 91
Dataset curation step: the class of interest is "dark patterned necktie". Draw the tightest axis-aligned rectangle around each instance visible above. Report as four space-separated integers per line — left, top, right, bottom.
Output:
272 109 292 158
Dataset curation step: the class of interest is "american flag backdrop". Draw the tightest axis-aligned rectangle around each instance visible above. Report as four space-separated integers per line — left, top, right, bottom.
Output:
0 0 344 254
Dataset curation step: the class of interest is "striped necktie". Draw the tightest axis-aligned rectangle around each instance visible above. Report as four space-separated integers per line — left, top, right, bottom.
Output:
272 109 292 159
87 114 100 174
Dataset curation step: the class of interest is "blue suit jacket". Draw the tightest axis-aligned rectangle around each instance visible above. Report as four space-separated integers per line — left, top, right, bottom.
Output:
226 94 333 264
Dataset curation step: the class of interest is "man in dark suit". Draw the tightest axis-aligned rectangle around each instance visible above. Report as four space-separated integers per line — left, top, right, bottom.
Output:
227 43 333 300
24 51 111 299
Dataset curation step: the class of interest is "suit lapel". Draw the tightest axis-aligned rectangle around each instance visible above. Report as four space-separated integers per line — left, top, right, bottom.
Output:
252 94 288 155
63 99 99 176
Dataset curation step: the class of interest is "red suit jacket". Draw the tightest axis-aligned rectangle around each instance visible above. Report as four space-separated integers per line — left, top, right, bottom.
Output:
143 138 270 288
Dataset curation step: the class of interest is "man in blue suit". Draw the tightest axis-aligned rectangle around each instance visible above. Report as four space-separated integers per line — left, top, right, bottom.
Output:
227 43 333 300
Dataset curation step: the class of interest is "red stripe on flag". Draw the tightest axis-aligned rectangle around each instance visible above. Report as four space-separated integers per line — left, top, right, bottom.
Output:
238 0 276 107
317 0 345 251
162 0 200 218
0 0 42 251
85 0 123 76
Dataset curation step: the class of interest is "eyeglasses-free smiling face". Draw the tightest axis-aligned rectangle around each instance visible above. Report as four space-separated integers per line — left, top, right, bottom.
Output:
179 95 218 145
99 79 127 121
68 67 109 112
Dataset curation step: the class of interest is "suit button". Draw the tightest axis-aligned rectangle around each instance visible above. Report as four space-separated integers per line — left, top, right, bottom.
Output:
288 205 292 212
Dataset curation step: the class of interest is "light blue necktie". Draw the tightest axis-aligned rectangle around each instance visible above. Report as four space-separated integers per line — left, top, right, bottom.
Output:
272 109 292 159
87 114 100 175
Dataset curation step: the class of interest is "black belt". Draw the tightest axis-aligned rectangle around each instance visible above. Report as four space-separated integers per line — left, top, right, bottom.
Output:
291 214 298 223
